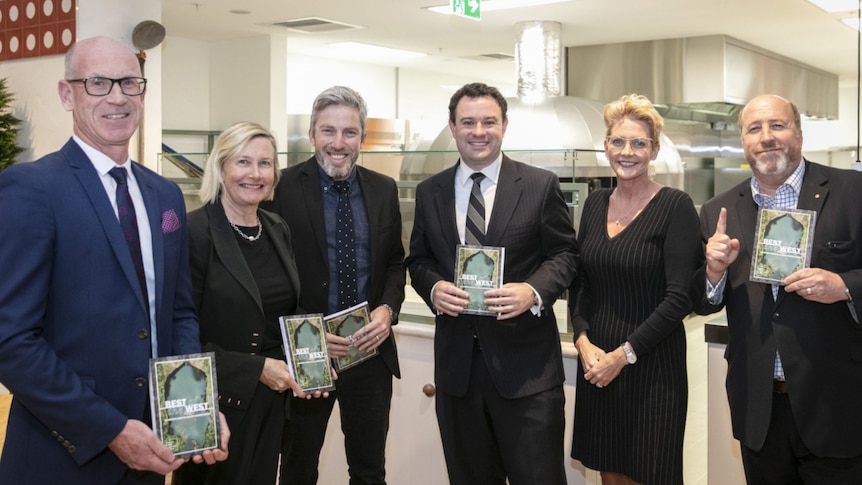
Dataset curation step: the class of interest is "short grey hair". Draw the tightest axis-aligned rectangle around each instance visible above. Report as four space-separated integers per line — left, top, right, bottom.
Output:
309 86 368 141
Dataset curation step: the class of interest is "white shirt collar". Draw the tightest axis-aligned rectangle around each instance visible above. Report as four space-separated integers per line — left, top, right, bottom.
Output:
456 154 503 187
72 135 133 176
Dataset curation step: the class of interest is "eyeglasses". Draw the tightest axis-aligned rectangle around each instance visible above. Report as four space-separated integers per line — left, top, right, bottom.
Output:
606 136 654 153
66 77 147 96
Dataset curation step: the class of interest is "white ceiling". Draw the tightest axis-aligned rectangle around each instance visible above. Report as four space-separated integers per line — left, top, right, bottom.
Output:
162 0 861 87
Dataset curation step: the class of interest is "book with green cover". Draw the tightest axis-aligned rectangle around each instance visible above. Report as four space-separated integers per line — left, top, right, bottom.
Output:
149 352 220 458
325 301 379 372
454 244 505 316
750 207 816 284
278 313 336 395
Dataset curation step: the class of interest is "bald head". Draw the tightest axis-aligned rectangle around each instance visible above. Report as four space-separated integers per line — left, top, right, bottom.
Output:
738 95 801 131
738 94 804 193
58 36 145 164
64 36 140 80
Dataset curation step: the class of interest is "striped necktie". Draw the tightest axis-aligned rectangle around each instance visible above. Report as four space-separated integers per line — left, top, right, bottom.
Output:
465 172 486 246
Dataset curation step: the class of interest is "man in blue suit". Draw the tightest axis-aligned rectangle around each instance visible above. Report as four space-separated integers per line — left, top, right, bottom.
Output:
0 36 228 484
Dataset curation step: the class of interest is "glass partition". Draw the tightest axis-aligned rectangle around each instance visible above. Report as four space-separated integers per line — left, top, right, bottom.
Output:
161 147 609 339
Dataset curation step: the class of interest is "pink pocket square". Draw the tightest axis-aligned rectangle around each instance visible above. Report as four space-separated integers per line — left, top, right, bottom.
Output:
161 209 181 234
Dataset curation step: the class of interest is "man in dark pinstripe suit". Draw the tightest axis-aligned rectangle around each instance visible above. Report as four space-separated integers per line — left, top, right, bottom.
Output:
407 82 578 485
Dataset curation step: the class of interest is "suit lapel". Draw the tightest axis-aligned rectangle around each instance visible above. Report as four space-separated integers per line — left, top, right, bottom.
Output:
267 219 302 301
432 164 461 248
357 167 381 286
299 160 330 270
207 204 264 311
484 156 521 246
734 184 758 267
797 161 828 214
66 142 148 314
133 163 162 313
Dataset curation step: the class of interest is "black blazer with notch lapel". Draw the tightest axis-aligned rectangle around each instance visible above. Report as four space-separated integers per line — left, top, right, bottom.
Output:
187 202 302 412
407 155 579 399
263 156 405 378
692 160 862 457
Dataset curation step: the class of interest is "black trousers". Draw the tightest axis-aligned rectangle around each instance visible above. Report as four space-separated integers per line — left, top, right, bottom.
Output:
435 346 566 485
281 356 393 485
741 392 862 485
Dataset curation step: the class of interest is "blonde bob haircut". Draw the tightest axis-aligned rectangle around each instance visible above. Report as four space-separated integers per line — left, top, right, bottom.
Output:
199 121 280 204
603 93 664 143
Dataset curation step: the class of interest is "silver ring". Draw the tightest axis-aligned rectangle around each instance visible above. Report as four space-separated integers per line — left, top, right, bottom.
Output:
806 287 812 295
376 335 380 341
596 383 603 388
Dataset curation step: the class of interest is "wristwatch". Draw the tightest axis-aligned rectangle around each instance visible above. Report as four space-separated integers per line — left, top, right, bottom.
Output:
622 342 637 365
382 303 398 324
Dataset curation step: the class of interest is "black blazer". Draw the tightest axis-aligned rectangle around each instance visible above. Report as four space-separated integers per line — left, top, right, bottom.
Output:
264 157 405 378
188 203 302 412
407 155 579 399
692 160 862 457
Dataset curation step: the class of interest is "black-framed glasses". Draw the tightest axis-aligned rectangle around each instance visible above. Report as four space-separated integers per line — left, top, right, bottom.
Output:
605 136 654 153
66 77 147 96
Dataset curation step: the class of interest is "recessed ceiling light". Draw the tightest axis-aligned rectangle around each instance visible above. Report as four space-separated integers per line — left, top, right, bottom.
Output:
842 17 862 30
327 42 426 61
807 0 860 13
230 10 251 15
426 0 573 15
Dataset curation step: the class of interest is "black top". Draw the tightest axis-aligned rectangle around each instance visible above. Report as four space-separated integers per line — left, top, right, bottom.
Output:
232 225 296 358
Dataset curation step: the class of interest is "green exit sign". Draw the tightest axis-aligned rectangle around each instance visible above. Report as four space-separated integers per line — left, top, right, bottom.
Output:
452 0 481 20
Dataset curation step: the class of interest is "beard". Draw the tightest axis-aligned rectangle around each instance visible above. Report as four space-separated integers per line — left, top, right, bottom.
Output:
751 150 790 177
315 150 357 180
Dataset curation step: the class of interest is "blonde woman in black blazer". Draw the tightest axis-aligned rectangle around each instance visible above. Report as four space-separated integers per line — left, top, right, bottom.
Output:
174 122 328 485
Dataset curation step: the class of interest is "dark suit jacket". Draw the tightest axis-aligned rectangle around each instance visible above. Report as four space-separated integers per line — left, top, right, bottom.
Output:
692 160 862 457
406 155 579 399
0 139 200 484
187 203 302 412
264 157 404 378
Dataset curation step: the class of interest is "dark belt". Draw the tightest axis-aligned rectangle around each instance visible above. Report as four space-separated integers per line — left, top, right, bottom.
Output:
773 380 788 394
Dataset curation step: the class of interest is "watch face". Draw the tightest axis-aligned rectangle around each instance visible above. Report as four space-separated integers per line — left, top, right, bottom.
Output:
623 345 636 364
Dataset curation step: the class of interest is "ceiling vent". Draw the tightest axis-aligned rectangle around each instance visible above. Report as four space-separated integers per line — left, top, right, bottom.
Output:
462 52 514 62
272 17 361 33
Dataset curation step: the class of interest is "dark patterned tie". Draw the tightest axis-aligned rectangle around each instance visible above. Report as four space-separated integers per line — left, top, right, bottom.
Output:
333 181 358 309
465 172 486 246
108 166 149 306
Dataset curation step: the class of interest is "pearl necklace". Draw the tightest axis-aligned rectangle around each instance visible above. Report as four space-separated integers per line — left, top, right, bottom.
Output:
228 216 262 242
611 186 652 226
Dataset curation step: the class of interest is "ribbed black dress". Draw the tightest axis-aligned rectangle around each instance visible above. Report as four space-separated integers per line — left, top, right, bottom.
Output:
570 187 703 485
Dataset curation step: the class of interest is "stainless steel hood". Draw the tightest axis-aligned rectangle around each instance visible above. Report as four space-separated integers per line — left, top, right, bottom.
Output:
567 35 839 122
402 21 685 187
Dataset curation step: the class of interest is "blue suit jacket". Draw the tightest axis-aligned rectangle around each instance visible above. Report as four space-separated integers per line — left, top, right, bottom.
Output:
0 139 200 483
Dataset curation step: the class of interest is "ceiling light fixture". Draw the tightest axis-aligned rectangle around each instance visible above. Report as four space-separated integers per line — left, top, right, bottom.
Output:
807 0 860 13
842 17 862 30
327 42 426 61
427 0 573 15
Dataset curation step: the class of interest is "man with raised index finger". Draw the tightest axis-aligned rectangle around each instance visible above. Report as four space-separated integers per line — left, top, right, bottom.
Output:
692 94 862 484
